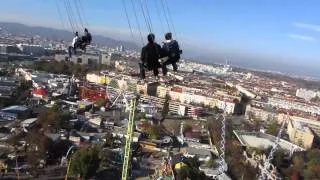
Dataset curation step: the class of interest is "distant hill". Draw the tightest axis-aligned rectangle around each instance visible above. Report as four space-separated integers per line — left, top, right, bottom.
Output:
0 22 139 50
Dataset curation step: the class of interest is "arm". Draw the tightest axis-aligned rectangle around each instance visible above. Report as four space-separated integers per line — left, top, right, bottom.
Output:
140 47 146 63
72 37 76 46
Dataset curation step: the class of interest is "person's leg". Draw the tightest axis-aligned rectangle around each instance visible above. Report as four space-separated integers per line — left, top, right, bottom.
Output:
172 61 178 72
68 46 72 58
153 68 159 77
139 63 146 80
162 63 168 76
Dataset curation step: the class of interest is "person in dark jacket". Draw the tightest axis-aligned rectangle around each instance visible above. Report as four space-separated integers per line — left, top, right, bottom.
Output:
140 33 162 81
74 28 92 51
160 32 182 76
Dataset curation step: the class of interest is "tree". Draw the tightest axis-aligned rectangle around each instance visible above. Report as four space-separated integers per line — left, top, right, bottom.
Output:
272 149 286 169
26 130 53 167
103 132 115 148
266 120 280 136
48 140 73 162
183 124 193 134
292 154 305 172
183 157 208 180
95 98 107 107
38 110 62 132
70 146 101 180
206 159 218 168
139 112 146 120
144 125 161 139
161 94 170 121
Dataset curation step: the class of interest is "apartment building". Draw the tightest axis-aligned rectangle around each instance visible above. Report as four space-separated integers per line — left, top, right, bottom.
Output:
287 120 314 149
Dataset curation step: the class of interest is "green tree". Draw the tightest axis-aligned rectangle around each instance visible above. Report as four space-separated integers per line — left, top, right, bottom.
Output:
292 154 305 172
26 130 53 167
70 146 101 180
183 124 193 134
95 98 107 107
272 149 286 168
144 125 161 139
266 120 280 136
103 132 115 147
139 112 146 120
38 109 62 132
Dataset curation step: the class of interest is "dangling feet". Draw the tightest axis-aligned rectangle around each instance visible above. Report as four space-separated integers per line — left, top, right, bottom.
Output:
155 76 160 82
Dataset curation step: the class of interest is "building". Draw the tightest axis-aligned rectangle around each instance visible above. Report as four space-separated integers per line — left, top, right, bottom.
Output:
16 43 45 56
80 85 108 102
233 130 304 153
21 118 38 128
235 85 256 98
0 44 21 54
296 88 320 101
55 53 101 66
139 95 202 118
32 87 47 98
245 105 277 122
0 105 31 121
287 120 314 149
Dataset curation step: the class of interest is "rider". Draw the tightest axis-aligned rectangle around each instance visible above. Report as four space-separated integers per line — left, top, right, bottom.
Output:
140 33 162 82
74 28 92 51
68 32 79 58
160 32 182 76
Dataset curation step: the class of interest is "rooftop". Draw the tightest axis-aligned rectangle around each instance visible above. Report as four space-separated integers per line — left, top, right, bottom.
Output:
292 120 313 134
233 130 305 152
1 105 28 112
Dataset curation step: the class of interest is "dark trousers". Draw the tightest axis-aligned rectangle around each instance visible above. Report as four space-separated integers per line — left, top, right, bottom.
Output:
68 46 73 58
139 63 159 79
162 60 178 76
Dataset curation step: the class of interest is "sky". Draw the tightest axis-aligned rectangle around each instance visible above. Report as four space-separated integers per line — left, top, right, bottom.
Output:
0 0 319 78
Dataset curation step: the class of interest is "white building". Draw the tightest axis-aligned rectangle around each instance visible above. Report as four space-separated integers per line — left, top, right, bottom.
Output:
296 88 320 101
268 97 320 115
16 43 45 55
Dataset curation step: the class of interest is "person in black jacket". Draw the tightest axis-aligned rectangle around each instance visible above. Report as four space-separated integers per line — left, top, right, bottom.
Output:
140 33 162 81
160 32 182 76
74 28 92 52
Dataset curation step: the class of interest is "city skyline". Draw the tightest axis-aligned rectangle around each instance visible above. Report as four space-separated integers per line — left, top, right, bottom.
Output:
0 0 320 78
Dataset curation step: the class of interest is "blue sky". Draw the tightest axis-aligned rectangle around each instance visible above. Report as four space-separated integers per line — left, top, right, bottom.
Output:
0 0 320 78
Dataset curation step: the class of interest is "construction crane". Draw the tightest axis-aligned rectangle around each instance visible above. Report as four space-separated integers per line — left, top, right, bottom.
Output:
121 98 137 180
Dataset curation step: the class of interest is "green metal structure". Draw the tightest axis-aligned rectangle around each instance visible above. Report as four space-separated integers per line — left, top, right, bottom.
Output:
121 98 137 180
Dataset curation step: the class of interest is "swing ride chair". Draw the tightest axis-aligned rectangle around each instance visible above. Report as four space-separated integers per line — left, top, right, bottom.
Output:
57 0 91 57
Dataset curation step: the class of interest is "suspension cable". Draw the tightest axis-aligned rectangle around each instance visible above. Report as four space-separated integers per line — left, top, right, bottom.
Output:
121 0 135 42
77 0 89 27
64 0 75 32
73 0 85 29
55 0 66 30
143 0 154 32
160 0 171 32
163 0 178 39
65 0 80 31
154 0 165 35
139 0 152 33
130 0 144 46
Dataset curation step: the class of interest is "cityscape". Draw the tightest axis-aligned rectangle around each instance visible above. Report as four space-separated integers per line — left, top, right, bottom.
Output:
0 1 320 180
